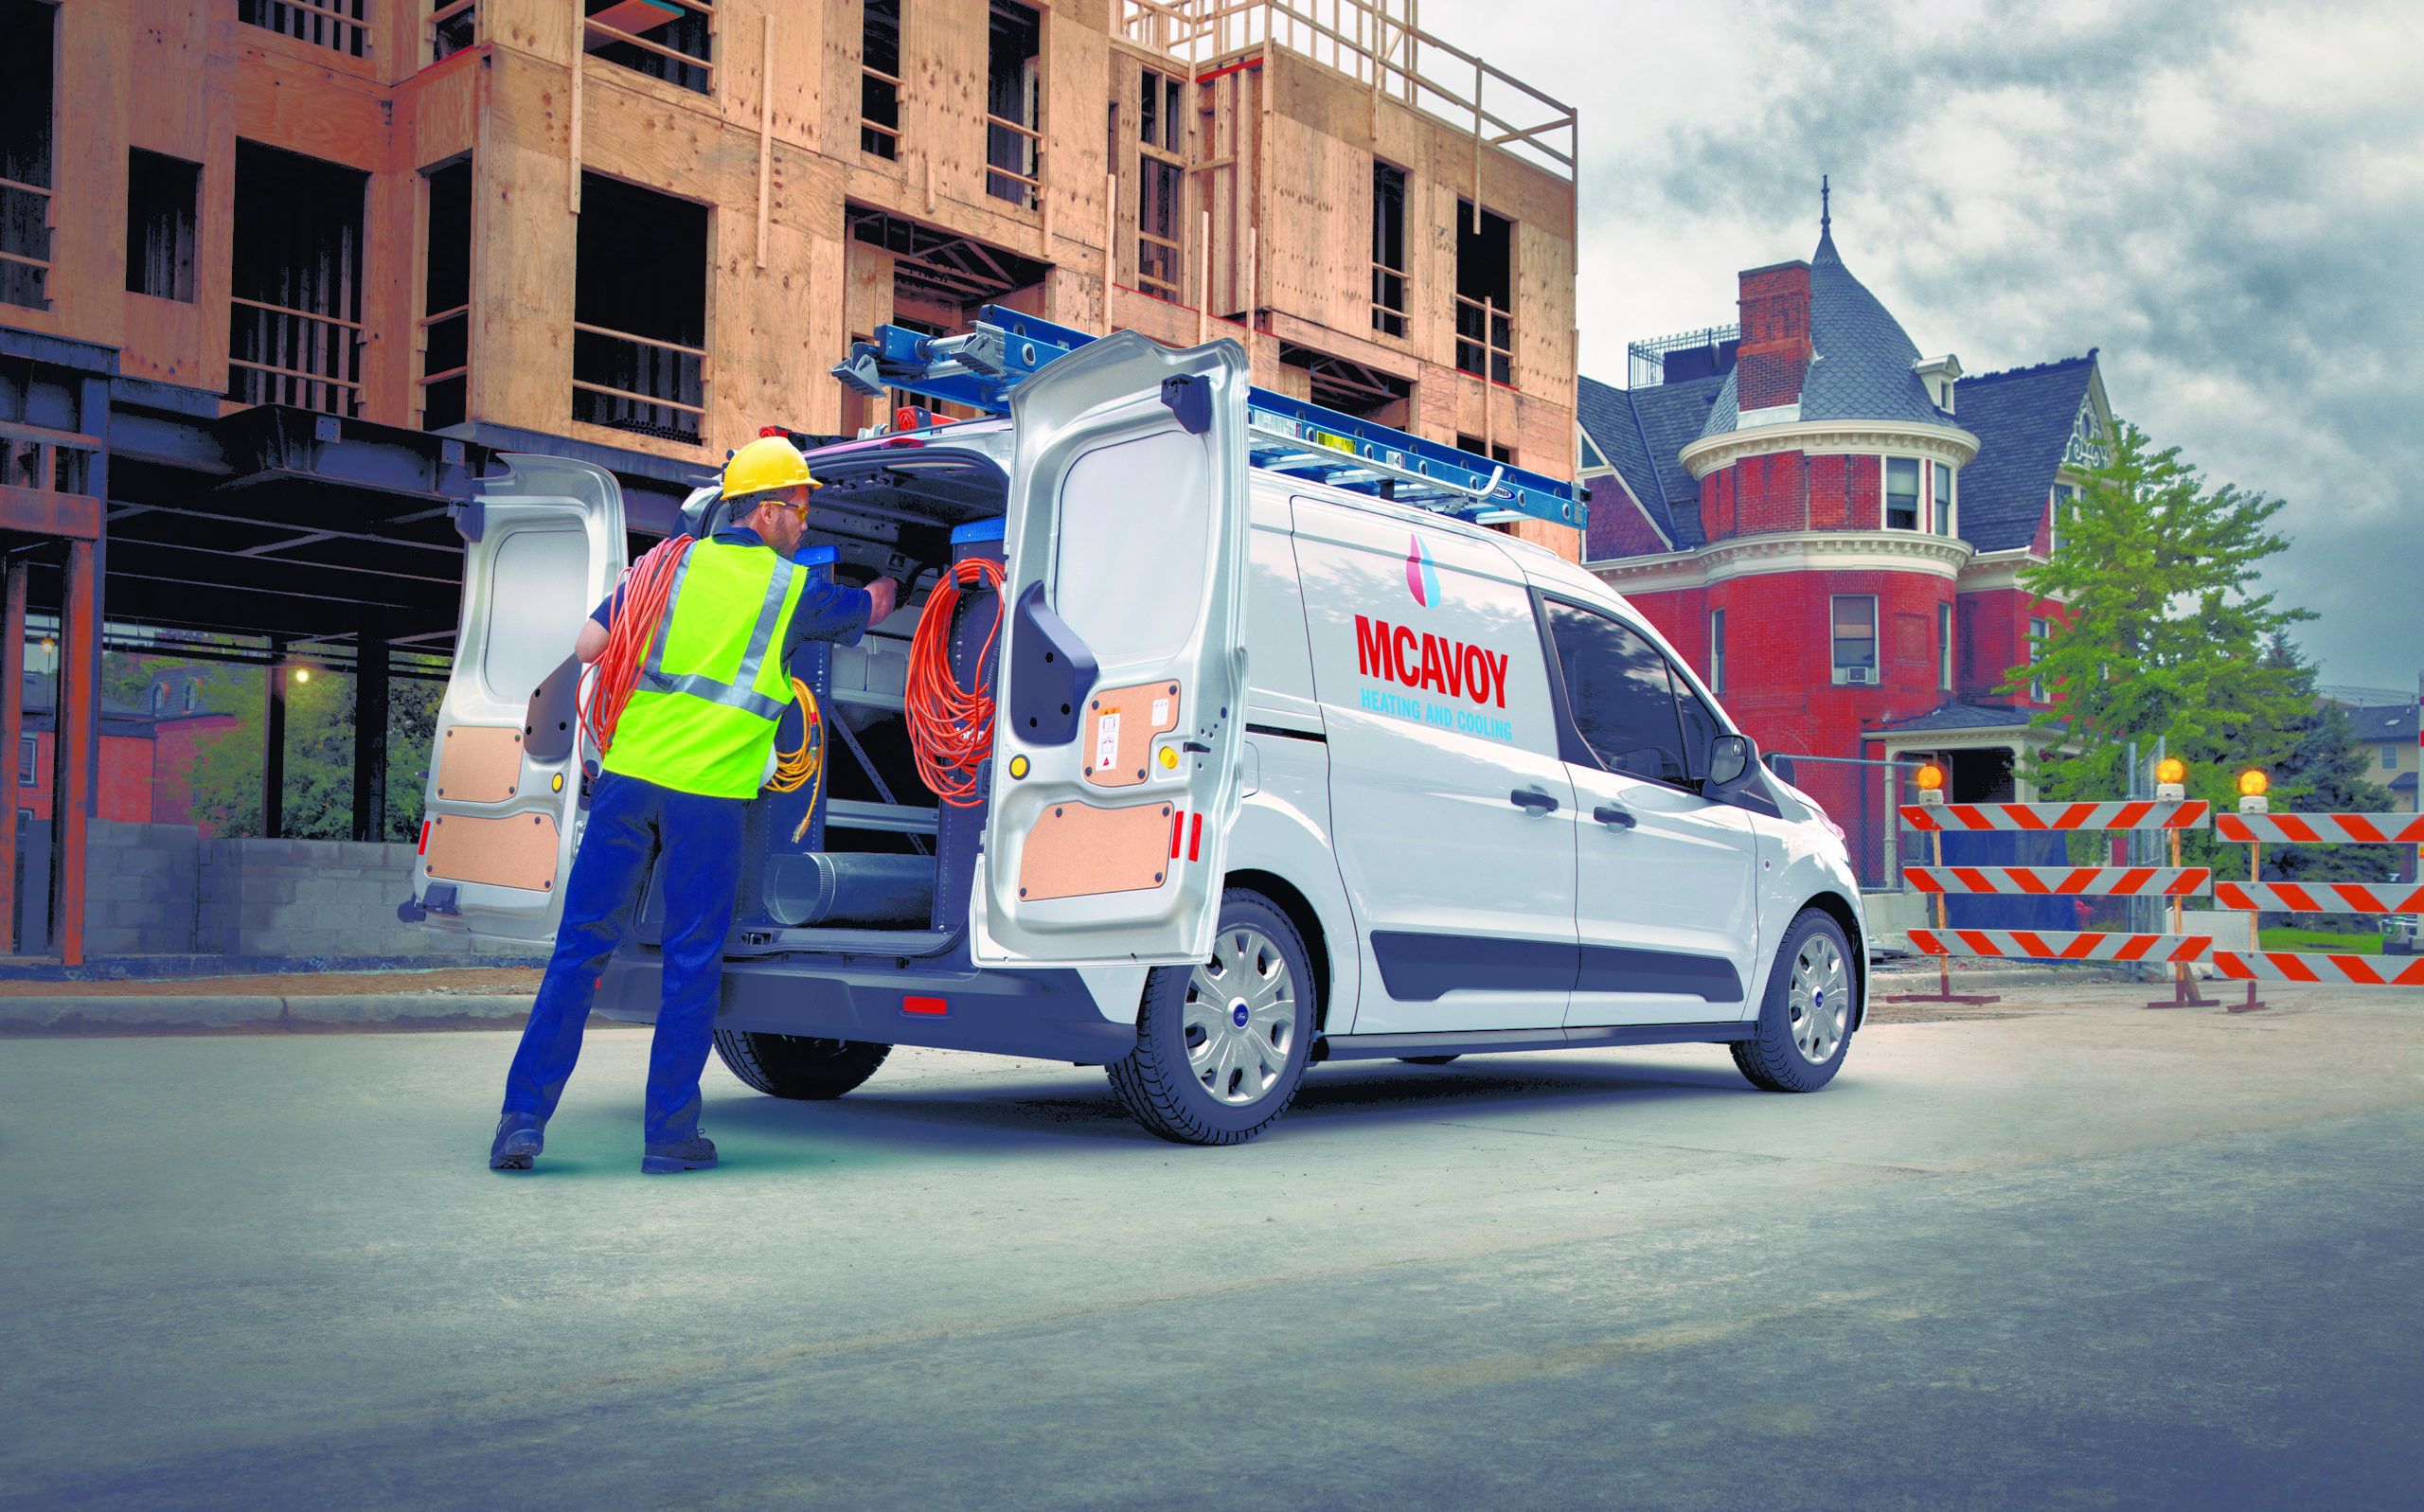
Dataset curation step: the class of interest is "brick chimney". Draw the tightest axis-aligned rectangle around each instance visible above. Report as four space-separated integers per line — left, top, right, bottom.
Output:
1737 260 1812 415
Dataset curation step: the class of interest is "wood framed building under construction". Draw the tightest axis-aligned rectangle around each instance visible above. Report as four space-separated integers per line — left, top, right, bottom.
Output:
0 0 1579 963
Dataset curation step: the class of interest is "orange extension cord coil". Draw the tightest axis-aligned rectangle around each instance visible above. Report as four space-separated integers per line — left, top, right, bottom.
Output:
906 556 1008 807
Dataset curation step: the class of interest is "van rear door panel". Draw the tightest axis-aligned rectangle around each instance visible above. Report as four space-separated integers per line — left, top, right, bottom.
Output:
1291 500 1577 1033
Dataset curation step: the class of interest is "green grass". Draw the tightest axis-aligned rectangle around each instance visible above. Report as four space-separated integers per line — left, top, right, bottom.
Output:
2257 927 2382 954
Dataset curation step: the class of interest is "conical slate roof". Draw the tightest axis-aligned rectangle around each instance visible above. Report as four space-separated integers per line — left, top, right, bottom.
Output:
1699 224 1947 439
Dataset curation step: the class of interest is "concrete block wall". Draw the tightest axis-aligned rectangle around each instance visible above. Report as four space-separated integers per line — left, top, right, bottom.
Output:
197 837 481 958
83 819 202 955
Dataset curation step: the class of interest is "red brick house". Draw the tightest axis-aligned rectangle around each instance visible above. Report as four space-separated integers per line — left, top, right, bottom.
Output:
1577 207 2114 884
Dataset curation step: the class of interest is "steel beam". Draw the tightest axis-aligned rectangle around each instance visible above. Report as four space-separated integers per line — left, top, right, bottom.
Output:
52 540 95 967
352 607 388 843
0 560 21 953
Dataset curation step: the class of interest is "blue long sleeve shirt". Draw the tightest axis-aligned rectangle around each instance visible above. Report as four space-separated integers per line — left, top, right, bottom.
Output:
590 526 875 658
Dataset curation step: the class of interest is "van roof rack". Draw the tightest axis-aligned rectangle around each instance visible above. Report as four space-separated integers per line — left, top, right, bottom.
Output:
826 307 1584 531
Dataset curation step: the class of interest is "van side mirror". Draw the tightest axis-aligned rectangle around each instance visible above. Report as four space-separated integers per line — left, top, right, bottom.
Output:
1706 734 1755 792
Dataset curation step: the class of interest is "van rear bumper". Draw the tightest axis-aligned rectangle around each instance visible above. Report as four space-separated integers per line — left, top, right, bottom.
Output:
597 952 1138 1063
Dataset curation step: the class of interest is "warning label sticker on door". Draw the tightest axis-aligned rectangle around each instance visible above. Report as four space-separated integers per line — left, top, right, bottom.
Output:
1096 710 1121 770
1151 698 1170 726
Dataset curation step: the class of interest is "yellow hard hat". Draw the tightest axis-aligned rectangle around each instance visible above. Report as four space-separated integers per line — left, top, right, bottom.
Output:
723 436 821 500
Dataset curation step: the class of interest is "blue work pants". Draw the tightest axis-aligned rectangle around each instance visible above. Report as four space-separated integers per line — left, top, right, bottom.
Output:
501 771 746 1146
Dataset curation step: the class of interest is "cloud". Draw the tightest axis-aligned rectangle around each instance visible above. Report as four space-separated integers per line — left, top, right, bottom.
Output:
1424 0 2424 691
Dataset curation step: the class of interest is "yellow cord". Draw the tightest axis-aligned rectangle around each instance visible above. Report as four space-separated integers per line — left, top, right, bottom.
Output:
772 680 826 844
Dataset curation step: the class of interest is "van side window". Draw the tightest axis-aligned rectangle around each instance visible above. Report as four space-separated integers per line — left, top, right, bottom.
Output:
1670 678 1724 781
1545 602 1688 784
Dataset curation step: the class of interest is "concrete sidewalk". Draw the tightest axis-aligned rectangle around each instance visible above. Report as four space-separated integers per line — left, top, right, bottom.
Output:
0 966 542 1033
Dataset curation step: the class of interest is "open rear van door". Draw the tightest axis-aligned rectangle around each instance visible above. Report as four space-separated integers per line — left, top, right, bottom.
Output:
412 455 627 944
973 332 1253 967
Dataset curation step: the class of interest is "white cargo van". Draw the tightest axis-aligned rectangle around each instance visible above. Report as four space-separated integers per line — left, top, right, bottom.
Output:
410 331 1868 1145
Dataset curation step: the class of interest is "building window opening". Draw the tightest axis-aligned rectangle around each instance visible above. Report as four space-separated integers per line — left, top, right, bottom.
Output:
986 2 1042 208
419 156 472 432
126 149 201 303
1455 433 1514 465
1937 602 1952 691
1280 344 1410 424
1710 608 1727 695
1135 66 1185 303
1831 595 1878 685
585 1 712 98
228 140 369 417
1371 160 1407 338
1934 460 1953 537
1885 456 1920 530
430 0 478 62
1454 200 1513 383
861 0 901 159
0 0 56 311
572 172 707 444
2028 615 2052 702
241 0 370 59
16 734 31 785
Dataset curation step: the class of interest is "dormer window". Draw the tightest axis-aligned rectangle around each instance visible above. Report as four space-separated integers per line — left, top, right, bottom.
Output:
1913 353 1963 416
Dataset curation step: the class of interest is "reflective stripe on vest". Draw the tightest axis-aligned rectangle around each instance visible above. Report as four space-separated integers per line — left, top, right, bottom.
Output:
638 551 798 720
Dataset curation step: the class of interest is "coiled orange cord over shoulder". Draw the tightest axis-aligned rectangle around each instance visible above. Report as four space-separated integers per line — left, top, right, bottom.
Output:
577 535 693 758
907 557 1007 806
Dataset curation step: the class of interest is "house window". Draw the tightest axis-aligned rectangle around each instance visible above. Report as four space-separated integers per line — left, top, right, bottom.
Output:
1454 201 1513 383
1577 430 1607 471
419 157 472 432
1885 457 1920 530
861 0 902 159
1371 160 1407 338
1934 461 1953 537
241 0 370 58
985 3 1042 208
1135 66 1185 303
16 734 32 785
1937 602 1952 691
2052 482 2077 556
227 140 369 417
584 1 713 98
2383 744 2399 772
1709 609 1726 695
571 172 707 444
430 1 478 63
183 682 197 713
126 150 201 302
1 0 56 311
151 684 167 715
2028 616 2052 702
1831 596 1878 685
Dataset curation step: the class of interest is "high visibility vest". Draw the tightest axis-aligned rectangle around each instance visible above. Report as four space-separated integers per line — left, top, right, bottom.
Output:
604 541 809 798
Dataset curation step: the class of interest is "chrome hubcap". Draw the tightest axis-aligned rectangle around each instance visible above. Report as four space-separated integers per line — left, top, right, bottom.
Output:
1183 926 1297 1107
1789 934 1849 1064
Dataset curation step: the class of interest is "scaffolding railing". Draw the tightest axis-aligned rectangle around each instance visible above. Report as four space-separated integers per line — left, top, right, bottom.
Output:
1454 293 1512 386
240 0 372 60
0 173 53 312
1118 0 1577 180
571 320 707 443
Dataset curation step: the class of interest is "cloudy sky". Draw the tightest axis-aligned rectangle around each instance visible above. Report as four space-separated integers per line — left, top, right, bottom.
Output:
1421 0 2424 694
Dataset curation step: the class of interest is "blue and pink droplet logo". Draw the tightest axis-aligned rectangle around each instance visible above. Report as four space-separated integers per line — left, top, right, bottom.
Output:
1405 534 1439 608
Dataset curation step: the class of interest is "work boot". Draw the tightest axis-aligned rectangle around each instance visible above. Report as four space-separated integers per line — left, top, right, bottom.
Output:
490 1112 545 1170
641 1130 718 1174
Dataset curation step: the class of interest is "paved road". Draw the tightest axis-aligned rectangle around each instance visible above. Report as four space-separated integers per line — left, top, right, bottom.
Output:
6 985 2421 1509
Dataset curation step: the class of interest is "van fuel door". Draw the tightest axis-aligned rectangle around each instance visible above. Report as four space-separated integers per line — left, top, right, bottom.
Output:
973 332 1253 968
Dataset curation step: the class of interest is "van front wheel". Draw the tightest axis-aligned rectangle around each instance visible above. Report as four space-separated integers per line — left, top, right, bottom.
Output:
1107 890 1314 1146
1731 909 1855 1094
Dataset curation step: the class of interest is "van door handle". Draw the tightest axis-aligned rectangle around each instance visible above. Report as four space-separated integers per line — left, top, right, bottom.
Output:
1594 805 1637 830
1509 788 1559 814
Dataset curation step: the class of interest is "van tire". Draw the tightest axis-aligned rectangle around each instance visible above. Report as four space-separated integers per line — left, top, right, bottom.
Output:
712 1031 892 1100
1731 908 1855 1094
1107 889 1315 1146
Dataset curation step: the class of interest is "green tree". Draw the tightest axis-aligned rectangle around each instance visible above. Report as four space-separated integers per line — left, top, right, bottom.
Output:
183 659 439 842
2009 419 2316 862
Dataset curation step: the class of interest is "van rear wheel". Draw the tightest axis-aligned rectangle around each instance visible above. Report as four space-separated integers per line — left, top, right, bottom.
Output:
1107 889 1314 1146
713 1031 891 1100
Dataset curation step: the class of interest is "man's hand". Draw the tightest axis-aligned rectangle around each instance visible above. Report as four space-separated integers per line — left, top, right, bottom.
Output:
864 577 899 630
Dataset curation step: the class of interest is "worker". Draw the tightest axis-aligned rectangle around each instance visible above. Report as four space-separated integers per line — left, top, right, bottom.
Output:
489 436 898 1174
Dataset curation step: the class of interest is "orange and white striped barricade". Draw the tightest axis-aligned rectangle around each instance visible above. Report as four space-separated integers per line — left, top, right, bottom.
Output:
1900 800 2212 833
2210 815 2423 1012
1907 928 2211 965
1904 866 2210 897
2210 951 2424 987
